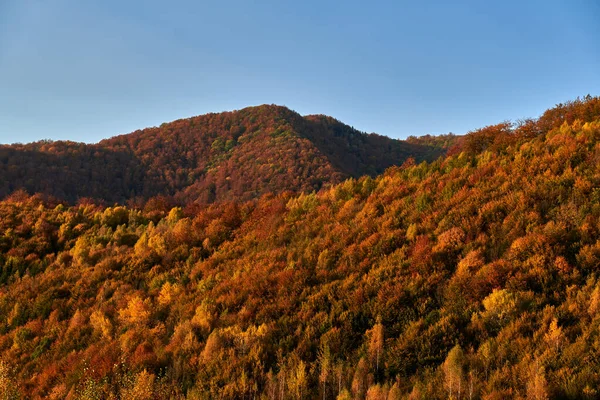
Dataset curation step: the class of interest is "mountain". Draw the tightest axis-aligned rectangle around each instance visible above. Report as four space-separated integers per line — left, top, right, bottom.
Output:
0 105 443 205
1 96 600 399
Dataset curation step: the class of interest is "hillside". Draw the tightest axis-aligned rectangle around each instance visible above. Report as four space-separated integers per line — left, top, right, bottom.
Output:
0 96 600 399
0 105 442 205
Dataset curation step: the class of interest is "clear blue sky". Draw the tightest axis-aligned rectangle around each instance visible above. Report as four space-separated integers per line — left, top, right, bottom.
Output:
1 0 599 144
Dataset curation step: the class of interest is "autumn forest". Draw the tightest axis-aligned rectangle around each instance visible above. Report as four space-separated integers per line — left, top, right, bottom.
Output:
2 96 600 399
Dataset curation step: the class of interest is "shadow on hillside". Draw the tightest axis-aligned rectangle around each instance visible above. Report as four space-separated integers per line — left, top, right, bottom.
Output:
298 115 445 177
0 143 166 204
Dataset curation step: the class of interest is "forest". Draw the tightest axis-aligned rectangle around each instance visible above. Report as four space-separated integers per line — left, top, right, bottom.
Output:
0 105 442 205
1 96 600 399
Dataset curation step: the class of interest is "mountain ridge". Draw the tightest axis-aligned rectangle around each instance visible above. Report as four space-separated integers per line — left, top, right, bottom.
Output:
0 105 445 205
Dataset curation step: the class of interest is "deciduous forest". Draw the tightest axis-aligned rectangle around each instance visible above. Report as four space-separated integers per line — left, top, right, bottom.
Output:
0 105 441 205
1 96 600 399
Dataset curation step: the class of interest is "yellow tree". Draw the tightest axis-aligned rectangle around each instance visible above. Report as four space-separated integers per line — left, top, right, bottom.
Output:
0 361 20 400
442 344 465 399
119 296 151 328
544 318 564 353
367 321 385 379
526 361 549 400
288 358 307 400
90 310 112 340
319 344 332 400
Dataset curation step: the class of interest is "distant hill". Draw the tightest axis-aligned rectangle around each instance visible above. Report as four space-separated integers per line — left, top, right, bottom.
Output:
0 105 443 204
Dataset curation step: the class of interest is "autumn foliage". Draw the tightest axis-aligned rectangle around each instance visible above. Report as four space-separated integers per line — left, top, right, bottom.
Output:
0 97 600 398
0 105 441 205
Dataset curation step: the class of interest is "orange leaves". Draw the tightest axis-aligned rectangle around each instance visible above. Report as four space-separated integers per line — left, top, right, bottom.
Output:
201 330 223 362
433 227 466 253
410 235 433 272
463 122 513 155
119 296 151 328
2 96 600 397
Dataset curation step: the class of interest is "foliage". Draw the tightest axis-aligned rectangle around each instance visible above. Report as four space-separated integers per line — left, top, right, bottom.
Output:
0 105 441 205
0 97 599 398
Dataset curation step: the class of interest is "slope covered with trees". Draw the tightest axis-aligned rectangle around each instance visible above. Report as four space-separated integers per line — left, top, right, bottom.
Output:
0 105 441 205
1 96 600 399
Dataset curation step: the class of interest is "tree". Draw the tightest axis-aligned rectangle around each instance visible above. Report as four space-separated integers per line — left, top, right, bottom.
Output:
481 289 521 328
544 318 563 352
367 321 384 379
0 361 20 400
120 370 155 400
289 359 308 400
319 344 332 400
119 296 151 328
336 389 352 400
351 357 369 399
526 361 549 400
443 344 465 399
90 310 112 340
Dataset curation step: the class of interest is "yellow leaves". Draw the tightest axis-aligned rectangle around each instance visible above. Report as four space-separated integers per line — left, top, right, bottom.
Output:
133 231 151 259
481 289 520 324
119 370 156 400
158 282 181 306
286 192 318 223
287 358 308 400
366 384 388 400
171 218 193 244
0 361 20 400
7 303 22 327
509 233 550 263
526 361 549 400
442 344 465 399
233 324 268 358
317 249 333 270
147 233 167 257
48 383 68 400
337 197 359 220
200 324 270 365
90 310 112 340
366 322 384 373
544 318 564 352
119 296 151 328
405 223 418 241
577 240 600 272
133 223 170 262
71 236 93 266
388 382 402 400
166 207 183 225
589 286 600 317
337 388 352 400
351 357 369 398
100 206 129 229
191 303 217 336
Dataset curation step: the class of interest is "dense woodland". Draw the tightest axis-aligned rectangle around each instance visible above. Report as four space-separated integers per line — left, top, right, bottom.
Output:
0 105 441 205
1 96 600 399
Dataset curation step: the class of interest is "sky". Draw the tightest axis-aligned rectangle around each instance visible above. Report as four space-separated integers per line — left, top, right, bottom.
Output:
0 0 599 144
